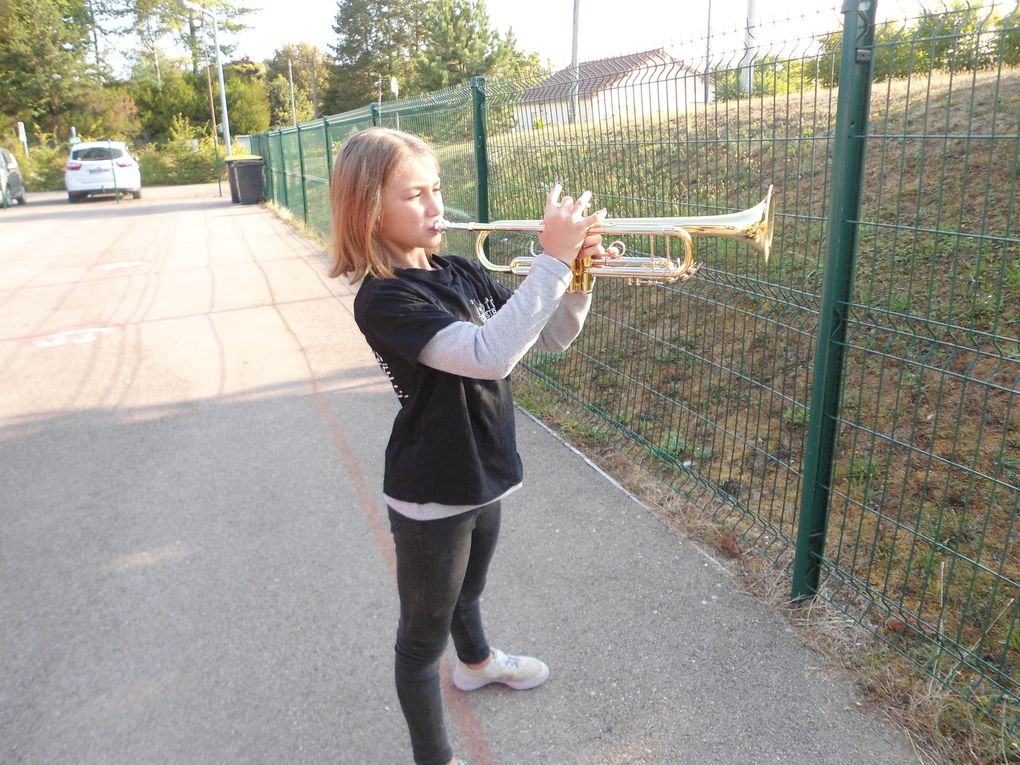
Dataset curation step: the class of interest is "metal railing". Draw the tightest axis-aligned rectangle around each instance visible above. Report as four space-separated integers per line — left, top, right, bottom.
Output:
253 1 1019 739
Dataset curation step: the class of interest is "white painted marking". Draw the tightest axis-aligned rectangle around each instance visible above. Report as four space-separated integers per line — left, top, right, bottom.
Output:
35 327 113 348
112 542 190 571
97 261 144 270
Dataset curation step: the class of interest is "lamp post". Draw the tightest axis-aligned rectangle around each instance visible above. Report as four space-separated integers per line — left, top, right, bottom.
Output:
198 30 222 195
181 0 232 157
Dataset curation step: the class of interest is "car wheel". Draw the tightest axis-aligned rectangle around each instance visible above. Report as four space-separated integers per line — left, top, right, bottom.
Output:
132 190 141 199
68 192 79 203
16 193 26 205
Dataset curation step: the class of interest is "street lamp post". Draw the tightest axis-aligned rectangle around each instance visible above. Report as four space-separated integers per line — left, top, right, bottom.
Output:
181 0 232 157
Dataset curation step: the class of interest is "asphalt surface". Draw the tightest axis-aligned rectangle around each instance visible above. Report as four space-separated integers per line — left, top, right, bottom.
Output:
0 184 919 764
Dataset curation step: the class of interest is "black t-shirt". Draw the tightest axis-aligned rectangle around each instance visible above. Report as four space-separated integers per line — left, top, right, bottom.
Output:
353 254 523 505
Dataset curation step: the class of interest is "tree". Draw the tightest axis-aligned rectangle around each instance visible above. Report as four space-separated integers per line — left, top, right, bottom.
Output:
806 1 1017 88
1002 5 1020 66
484 27 544 82
413 0 492 91
322 0 544 114
81 0 131 81
321 0 429 113
0 0 94 136
414 0 543 92
265 43 327 117
69 83 141 138
224 69 269 134
266 74 313 128
131 65 206 139
713 56 812 101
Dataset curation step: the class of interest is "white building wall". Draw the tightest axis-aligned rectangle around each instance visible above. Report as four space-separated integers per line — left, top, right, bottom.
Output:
511 68 715 132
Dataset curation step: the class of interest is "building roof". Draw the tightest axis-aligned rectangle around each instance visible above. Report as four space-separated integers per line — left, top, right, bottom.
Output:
521 49 705 103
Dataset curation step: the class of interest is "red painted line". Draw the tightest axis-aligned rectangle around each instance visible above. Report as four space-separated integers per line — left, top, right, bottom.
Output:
313 380 497 765
311 381 395 576
256 257 497 765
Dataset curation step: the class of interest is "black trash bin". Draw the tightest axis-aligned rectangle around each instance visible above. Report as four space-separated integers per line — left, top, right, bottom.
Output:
233 160 265 205
224 159 240 203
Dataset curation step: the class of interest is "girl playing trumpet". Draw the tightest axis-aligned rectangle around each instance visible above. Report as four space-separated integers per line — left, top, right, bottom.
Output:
329 127 612 765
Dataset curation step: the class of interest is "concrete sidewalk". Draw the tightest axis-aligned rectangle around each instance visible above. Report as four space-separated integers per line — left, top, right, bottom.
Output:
0 185 917 764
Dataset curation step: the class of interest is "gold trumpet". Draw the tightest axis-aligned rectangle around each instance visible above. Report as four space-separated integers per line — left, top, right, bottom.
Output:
436 185 774 293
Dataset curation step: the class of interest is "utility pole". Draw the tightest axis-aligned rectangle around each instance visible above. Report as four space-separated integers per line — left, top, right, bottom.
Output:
310 57 319 118
200 32 222 196
180 1 232 156
569 0 580 123
288 58 298 125
705 0 712 102
740 0 758 95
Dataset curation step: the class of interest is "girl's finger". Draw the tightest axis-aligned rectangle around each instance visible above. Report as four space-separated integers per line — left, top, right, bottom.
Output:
577 190 592 210
582 208 608 227
561 195 574 208
545 183 562 211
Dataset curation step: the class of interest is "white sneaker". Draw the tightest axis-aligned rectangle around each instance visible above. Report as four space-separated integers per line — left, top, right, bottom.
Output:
452 648 549 691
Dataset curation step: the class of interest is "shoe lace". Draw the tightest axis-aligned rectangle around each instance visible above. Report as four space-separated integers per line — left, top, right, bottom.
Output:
502 654 521 669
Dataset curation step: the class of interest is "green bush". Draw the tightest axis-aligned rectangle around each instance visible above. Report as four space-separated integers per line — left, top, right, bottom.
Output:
2 137 69 192
135 114 224 185
136 137 223 185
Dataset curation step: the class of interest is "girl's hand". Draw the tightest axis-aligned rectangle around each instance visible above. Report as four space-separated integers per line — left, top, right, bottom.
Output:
539 184 607 266
579 231 621 261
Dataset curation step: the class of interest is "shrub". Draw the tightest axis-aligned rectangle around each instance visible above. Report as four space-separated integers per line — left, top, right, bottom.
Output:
0 134 69 192
136 138 223 185
17 143 67 191
135 115 224 185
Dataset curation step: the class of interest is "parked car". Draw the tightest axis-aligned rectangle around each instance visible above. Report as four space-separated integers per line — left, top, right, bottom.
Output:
0 148 27 207
64 140 142 202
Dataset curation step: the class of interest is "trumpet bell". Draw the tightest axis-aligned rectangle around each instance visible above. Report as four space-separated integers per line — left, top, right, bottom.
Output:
609 185 774 263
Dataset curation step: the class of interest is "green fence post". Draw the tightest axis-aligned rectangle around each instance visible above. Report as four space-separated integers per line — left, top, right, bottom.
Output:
470 76 490 224
323 117 333 182
791 0 877 602
256 134 270 202
296 123 309 224
278 131 290 209
370 102 380 127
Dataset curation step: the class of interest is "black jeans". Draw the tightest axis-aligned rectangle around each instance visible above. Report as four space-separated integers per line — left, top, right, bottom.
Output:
388 501 502 765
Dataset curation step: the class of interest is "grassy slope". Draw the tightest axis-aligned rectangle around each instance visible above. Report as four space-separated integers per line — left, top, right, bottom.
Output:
475 68 1018 759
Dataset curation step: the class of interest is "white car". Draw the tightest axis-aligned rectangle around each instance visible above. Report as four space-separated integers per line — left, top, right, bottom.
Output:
65 141 142 202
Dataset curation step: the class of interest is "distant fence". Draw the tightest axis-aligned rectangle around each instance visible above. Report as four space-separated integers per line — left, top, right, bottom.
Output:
254 1 1019 738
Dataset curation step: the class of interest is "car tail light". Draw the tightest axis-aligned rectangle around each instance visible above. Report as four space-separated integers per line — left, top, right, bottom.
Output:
116 161 134 168
66 162 83 171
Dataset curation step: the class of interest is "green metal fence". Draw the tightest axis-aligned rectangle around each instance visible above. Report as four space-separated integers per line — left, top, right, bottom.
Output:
254 0 1019 740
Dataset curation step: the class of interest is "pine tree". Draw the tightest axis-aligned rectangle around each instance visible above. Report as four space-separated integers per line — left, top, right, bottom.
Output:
322 0 429 114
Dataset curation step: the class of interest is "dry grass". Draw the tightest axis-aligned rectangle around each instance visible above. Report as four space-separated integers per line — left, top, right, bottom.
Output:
514 375 1018 764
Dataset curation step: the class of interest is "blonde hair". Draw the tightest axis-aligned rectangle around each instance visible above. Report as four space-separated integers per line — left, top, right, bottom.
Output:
329 127 439 282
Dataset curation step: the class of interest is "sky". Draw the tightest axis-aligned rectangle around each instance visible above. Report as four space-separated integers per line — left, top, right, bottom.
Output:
231 0 933 73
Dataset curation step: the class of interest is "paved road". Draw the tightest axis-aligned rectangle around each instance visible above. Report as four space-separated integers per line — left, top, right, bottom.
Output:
1 185 919 764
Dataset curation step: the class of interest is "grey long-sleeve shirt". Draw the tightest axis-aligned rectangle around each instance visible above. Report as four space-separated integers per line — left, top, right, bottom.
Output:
418 254 592 378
